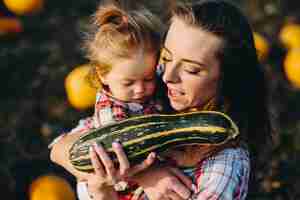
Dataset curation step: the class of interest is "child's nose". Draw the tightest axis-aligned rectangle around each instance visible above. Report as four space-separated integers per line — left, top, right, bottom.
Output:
134 83 144 94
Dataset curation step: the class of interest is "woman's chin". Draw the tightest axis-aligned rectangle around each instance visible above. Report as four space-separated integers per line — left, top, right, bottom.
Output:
169 100 187 112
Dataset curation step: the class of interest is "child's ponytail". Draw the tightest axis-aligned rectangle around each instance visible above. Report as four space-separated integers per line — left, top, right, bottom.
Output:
94 4 129 32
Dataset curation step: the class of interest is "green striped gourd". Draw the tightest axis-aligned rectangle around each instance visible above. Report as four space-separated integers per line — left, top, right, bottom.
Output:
69 111 239 172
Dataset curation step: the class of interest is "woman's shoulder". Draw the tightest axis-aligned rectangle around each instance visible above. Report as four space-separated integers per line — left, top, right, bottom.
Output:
213 147 249 161
193 147 250 199
205 147 250 166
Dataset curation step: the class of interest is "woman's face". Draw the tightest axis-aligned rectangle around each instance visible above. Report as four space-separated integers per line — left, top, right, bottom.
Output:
161 17 223 111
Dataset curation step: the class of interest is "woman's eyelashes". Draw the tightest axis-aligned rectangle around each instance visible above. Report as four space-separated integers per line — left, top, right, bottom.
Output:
183 65 202 75
160 48 205 75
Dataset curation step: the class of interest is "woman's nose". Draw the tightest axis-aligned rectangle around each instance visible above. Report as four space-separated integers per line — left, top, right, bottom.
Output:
162 62 179 83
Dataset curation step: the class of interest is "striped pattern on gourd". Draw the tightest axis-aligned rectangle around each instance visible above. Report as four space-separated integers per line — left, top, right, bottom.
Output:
69 111 239 172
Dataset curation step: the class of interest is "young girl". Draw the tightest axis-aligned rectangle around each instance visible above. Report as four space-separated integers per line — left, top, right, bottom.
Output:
49 2 165 200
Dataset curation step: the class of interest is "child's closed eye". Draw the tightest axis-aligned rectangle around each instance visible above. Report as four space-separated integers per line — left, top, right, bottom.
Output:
122 81 134 86
145 76 155 82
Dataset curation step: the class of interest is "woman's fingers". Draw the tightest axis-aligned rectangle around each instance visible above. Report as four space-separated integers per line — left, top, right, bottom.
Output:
90 146 105 177
112 142 130 176
93 143 117 184
92 143 156 183
169 167 193 191
129 152 156 176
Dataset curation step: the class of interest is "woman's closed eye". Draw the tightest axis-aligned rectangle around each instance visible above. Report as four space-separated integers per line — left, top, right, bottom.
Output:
183 65 202 74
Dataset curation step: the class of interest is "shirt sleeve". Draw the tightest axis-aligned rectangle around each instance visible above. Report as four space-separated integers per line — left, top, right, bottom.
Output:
77 182 93 200
192 148 250 200
70 117 96 133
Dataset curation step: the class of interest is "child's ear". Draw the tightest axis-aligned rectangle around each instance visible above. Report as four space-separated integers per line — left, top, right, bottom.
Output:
95 66 108 85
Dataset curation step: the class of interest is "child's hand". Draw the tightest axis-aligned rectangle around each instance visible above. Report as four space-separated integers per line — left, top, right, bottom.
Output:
86 142 156 199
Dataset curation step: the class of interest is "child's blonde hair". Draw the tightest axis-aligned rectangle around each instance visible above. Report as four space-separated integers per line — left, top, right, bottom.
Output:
84 2 163 88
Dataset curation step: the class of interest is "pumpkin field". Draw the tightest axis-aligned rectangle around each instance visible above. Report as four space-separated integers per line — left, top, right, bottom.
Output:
1 0 300 199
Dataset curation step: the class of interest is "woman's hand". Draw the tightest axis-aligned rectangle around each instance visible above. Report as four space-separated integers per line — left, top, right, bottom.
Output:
86 142 156 200
133 166 193 200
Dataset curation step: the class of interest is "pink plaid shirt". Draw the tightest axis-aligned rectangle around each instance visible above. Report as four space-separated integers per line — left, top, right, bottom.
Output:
70 90 163 134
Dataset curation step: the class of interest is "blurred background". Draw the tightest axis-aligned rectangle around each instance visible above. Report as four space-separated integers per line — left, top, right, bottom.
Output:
1 0 300 199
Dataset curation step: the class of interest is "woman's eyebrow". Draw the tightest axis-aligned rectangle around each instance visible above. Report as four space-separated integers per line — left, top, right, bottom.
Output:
181 59 206 67
163 46 206 67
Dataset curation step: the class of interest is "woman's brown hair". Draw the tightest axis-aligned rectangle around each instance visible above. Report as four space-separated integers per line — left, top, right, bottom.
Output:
170 0 276 190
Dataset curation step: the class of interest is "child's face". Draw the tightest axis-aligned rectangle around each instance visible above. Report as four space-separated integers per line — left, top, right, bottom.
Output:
101 51 157 103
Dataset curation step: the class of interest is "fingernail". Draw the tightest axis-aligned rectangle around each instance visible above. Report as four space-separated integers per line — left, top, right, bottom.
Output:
89 146 93 152
191 184 197 192
150 152 156 159
112 142 121 148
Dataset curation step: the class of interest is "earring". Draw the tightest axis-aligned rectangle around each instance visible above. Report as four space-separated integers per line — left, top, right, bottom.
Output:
156 63 165 77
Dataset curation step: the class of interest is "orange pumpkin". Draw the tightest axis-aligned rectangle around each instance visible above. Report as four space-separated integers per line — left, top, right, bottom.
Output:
29 175 76 200
279 23 300 49
65 64 98 110
3 0 44 15
0 17 22 35
284 49 300 88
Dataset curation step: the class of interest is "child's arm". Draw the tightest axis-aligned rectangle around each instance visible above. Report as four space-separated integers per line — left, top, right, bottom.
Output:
50 131 89 181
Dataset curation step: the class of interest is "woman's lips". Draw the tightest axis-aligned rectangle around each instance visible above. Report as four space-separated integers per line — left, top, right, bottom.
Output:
167 87 185 98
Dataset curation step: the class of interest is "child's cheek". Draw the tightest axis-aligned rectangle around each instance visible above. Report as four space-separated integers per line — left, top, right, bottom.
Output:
148 82 156 95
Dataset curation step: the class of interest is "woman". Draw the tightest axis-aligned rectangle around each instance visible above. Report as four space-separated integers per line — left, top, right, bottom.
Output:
50 1 273 199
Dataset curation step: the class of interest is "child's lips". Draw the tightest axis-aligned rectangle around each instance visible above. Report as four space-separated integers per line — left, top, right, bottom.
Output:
133 96 146 102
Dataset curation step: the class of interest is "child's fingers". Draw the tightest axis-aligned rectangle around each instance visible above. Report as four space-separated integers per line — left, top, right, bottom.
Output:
90 145 105 177
93 143 117 184
168 179 191 200
112 142 130 176
169 167 193 191
128 152 156 176
164 190 184 200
